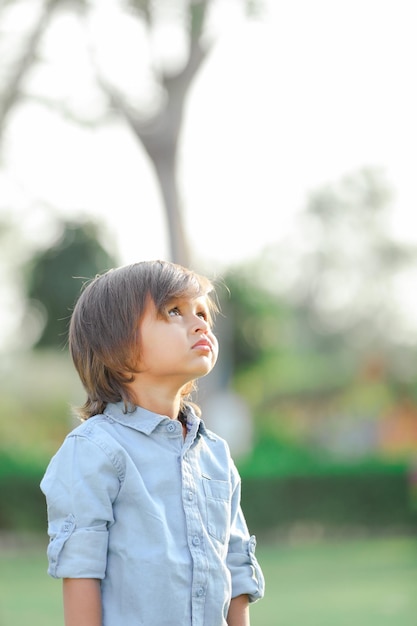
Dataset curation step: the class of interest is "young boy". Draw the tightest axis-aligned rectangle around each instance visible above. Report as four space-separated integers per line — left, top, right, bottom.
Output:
41 260 264 626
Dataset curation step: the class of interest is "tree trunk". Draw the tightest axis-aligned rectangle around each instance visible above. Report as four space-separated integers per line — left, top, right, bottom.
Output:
91 1 210 266
151 149 189 266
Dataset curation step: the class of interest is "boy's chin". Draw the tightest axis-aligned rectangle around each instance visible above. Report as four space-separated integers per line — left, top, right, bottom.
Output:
187 368 213 384
198 360 217 376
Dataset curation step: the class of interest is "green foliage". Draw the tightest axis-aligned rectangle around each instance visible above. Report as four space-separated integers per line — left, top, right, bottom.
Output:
241 471 415 535
0 351 81 460
23 218 116 348
220 243 417 469
0 461 46 531
0 352 80 531
235 432 415 536
233 350 353 411
219 266 295 371
1 443 413 534
237 435 407 479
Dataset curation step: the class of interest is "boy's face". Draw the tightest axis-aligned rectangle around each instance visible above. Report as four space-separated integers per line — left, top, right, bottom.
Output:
135 295 218 387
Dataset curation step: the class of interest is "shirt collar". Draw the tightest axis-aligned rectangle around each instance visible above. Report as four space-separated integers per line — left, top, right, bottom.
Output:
103 401 215 440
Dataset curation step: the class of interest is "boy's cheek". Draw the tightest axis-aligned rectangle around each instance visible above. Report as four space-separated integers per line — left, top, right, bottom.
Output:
211 337 220 363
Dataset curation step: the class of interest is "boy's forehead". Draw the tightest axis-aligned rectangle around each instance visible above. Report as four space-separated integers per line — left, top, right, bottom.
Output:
165 293 209 305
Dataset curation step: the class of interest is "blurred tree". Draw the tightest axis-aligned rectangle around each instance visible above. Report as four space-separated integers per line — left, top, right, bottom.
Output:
260 168 417 380
77 0 263 265
295 170 414 344
219 266 293 372
23 218 116 348
1 0 263 265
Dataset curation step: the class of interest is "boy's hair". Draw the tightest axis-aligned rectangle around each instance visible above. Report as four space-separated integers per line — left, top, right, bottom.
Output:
69 260 218 420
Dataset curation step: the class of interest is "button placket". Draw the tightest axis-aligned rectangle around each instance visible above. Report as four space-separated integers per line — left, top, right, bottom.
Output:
181 447 208 621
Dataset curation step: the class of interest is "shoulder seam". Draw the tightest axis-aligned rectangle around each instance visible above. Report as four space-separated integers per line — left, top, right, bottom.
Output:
67 421 125 482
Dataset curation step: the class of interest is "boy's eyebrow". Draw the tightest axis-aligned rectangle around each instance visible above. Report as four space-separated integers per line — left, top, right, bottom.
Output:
163 295 210 311
163 295 183 306
157 295 185 313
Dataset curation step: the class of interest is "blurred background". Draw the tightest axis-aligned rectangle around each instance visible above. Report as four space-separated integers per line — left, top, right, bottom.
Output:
1 1 416 624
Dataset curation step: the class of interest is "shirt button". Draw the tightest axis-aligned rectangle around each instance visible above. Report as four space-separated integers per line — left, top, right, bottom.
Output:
188 491 194 501
192 536 200 546
167 422 176 432
196 587 204 597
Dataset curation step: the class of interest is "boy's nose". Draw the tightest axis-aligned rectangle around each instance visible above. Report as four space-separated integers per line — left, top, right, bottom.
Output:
193 316 209 332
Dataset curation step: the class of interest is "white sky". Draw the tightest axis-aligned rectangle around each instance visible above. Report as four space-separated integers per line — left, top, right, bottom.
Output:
1 0 417 349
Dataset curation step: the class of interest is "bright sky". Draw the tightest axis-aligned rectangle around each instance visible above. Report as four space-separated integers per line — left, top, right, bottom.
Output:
1 0 417 349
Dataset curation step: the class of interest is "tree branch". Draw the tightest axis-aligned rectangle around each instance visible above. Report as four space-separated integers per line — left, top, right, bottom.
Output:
22 92 113 128
0 0 62 140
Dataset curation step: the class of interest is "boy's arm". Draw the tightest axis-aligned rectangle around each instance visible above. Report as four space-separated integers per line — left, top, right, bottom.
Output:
227 594 250 626
63 578 102 626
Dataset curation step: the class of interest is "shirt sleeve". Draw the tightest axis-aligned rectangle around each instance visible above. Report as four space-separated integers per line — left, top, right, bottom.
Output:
226 464 265 603
40 430 121 579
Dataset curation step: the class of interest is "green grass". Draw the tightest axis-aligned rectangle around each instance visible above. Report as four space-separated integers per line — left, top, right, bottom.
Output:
251 535 417 626
0 535 416 626
0 537 62 626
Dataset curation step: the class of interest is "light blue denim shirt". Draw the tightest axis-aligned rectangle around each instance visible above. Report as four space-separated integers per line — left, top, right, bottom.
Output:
40 402 264 625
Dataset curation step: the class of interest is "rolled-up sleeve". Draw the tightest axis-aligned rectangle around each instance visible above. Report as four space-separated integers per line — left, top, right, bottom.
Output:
226 469 265 602
40 432 121 579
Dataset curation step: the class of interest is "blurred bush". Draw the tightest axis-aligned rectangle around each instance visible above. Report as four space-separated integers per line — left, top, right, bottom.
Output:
238 434 416 538
241 471 415 539
1 446 414 534
0 453 46 531
0 351 80 531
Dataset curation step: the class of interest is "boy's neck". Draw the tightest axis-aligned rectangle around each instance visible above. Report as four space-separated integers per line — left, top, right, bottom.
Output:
129 384 182 420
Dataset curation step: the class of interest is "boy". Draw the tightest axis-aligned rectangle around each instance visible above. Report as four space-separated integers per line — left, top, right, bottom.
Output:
41 260 264 626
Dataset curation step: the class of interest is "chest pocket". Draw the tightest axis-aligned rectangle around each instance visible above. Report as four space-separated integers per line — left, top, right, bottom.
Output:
202 477 231 544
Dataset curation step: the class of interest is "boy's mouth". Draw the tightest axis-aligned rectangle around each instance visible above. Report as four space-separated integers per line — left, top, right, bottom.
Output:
192 339 212 351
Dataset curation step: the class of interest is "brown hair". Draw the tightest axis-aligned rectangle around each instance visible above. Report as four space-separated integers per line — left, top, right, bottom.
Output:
69 260 218 420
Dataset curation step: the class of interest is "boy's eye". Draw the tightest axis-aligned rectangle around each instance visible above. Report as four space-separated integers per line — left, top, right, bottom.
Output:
168 307 181 317
197 310 207 320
